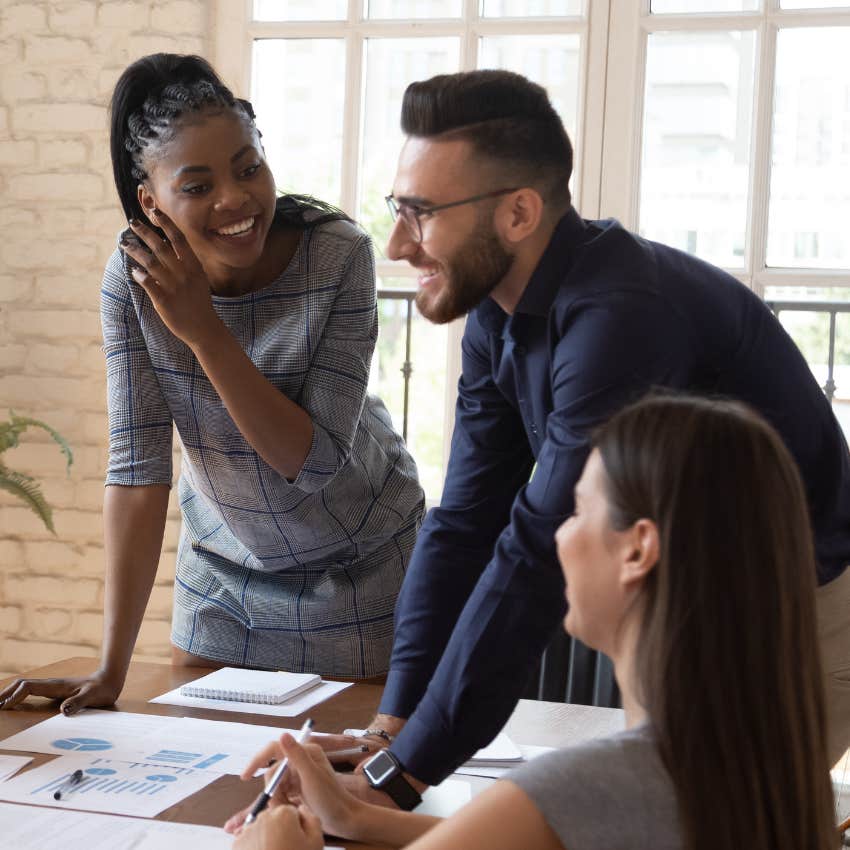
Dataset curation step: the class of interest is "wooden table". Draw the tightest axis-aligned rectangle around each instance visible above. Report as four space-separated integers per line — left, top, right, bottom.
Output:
0 658 624 848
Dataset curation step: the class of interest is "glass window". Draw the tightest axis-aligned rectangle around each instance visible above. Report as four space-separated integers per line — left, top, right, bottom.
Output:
367 0 462 18
650 0 759 11
252 39 347 205
481 0 583 15
253 0 347 20
780 0 850 8
638 30 756 268
767 28 850 269
479 33 582 144
370 279 448 500
359 37 460 249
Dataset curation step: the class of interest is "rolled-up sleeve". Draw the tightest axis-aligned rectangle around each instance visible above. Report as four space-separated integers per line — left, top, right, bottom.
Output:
101 248 173 487
292 234 378 493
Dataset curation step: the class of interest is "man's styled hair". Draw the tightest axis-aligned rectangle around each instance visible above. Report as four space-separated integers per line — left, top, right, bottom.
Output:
400 70 573 210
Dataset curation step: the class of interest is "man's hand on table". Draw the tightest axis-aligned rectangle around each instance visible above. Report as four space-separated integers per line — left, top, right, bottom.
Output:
0 668 123 715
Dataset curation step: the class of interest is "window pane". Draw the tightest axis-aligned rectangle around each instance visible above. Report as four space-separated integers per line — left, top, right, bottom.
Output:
780 0 850 7
638 30 756 268
253 0 347 20
763 286 850 435
359 37 460 248
479 34 582 144
370 280 448 500
651 0 758 11
252 39 346 205
767 28 850 269
367 0 462 18
481 0 583 15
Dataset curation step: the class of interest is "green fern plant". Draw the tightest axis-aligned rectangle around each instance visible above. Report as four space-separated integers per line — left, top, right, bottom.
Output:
0 412 73 534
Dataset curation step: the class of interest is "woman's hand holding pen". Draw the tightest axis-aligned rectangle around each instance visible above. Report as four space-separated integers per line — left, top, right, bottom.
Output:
232 802 323 850
121 211 221 350
225 732 369 840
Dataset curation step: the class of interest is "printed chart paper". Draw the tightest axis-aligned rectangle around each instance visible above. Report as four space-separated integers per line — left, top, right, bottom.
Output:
0 710 329 776
151 679 351 716
0 755 32 781
0 754 219 817
0 801 234 849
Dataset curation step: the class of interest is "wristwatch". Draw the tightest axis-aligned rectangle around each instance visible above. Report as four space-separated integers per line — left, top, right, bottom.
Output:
362 749 422 811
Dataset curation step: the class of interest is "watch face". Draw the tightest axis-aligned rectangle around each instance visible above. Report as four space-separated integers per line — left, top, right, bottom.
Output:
364 750 396 786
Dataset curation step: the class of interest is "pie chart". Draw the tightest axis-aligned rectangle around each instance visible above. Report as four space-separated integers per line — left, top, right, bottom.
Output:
51 737 113 752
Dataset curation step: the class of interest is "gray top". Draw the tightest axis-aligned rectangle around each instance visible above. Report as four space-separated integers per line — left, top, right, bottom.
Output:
100 213 424 677
509 726 680 850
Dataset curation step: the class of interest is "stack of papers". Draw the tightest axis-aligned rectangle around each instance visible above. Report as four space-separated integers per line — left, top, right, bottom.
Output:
463 732 523 767
0 756 32 781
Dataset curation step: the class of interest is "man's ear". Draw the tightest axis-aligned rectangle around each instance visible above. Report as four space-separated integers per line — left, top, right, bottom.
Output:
621 518 660 589
495 187 545 246
136 183 157 224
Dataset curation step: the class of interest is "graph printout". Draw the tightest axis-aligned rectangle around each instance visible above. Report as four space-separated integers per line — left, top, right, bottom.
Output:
0 710 296 775
0 754 219 817
0 801 234 849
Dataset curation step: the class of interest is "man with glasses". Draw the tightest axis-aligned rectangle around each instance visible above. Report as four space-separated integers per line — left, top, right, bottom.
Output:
332 69 850 806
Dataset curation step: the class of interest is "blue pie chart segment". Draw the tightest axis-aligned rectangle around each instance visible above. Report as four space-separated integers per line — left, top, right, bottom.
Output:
146 774 178 782
52 737 113 752
85 767 117 776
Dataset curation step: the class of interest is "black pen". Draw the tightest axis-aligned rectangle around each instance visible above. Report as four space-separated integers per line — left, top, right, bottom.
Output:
244 718 313 825
53 768 84 800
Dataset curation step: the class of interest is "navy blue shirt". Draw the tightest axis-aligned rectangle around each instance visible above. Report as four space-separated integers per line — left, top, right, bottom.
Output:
381 208 850 785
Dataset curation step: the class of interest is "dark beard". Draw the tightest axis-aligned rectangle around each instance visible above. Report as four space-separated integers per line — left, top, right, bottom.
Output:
415 222 514 325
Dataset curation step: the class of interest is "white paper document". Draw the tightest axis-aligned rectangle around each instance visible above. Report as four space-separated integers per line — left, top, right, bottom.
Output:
415 778 473 818
0 754 219 817
0 801 234 849
453 744 554 778
0 710 302 775
152 679 351 717
0 755 32 781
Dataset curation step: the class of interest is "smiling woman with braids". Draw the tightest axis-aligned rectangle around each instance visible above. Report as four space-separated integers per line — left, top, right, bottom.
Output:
0 53 423 712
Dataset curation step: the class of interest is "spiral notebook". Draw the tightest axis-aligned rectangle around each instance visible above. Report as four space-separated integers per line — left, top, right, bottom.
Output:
179 667 322 705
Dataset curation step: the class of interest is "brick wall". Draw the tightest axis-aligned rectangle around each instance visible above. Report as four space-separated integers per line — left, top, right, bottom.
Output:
0 1 213 680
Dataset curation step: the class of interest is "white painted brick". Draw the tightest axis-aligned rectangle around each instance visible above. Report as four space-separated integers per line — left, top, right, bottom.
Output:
0 274 34 303
0 505 55 539
82 413 109 443
6 173 103 203
126 34 202 59
40 139 88 167
0 375 104 414
0 208 38 230
2 309 102 341
48 2 98 36
38 477 78 511
0 70 48 103
47 67 98 101
26 343 81 373
0 106 9 134
79 545 106 578
74 478 105 512
151 1 207 34
1 3 49 35
53 508 107 544
136 617 172 654
2 235 98 270
0 141 37 168
79 343 106 375
97 2 150 30
2 639 97 672
0 606 23 635
147 582 174 618
34 273 92 308
6 441 101 487
5 574 101 606
86 207 124 238
13 103 106 134
25 36 92 66
24 607 74 638
0 540 25 569
74 610 102 643
0 344 27 370
22 539 82 575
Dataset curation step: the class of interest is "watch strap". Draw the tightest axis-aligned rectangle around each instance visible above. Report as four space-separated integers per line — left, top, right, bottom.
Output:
381 771 422 811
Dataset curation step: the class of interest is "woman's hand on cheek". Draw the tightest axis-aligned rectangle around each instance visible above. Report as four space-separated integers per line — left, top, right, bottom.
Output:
232 804 323 850
121 211 221 350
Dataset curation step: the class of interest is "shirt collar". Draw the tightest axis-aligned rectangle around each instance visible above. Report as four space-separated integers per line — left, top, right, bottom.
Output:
514 207 585 318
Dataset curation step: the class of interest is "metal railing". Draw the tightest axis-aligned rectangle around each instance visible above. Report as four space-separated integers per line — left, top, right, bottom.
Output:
377 287 417 441
766 299 850 403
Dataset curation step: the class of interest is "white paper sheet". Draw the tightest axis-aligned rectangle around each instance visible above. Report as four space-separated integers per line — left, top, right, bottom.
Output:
151 679 351 716
415 778 472 818
0 801 234 849
0 710 326 776
0 755 32 781
453 744 554 778
0 754 219 817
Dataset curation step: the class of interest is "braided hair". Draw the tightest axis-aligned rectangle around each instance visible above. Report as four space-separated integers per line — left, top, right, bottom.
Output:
109 53 348 231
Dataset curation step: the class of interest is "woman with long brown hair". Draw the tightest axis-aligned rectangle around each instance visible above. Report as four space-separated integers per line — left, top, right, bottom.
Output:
228 393 838 850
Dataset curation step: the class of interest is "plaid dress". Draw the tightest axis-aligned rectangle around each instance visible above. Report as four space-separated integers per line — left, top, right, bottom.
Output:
100 214 424 677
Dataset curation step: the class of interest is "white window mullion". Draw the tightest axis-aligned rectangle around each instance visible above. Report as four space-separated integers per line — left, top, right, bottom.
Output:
340 0 365 216
746 16 777 297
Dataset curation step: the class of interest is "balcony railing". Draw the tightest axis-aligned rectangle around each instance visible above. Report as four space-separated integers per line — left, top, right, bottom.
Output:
766 299 850 403
377 287 417 441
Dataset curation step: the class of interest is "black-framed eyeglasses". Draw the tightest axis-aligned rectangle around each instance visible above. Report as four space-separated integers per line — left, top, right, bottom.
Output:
385 187 519 244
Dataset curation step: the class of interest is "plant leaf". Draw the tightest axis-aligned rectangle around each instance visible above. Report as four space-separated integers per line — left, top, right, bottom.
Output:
7 412 74 475
0 463 55 533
